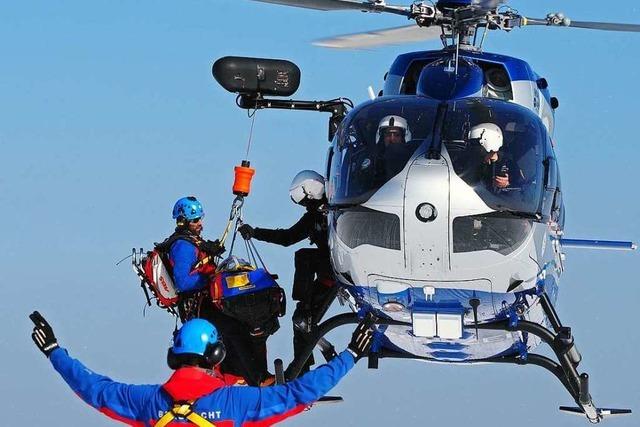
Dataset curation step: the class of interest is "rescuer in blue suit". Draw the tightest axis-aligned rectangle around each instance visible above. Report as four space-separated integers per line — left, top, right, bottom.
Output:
30 312 374 427
164 196 224 301
163 196 272 386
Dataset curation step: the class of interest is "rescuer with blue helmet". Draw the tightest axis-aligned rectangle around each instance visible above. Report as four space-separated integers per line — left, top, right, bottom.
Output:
152 196 224 327
29 311 375 426
166 196 224 298
163 196 273 387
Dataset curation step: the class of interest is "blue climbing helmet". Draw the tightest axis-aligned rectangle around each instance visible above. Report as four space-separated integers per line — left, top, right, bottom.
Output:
172 196 204 221
167 319 226 369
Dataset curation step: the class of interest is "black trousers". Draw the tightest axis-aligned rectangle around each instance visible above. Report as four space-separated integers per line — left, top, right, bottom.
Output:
199 300 269 386
289 248 336 376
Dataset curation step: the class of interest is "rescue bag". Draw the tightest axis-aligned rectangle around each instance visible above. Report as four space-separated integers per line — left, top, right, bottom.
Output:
211 256 286 336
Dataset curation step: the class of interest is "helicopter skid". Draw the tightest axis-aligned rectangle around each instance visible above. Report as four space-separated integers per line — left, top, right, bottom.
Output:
285 311 631 423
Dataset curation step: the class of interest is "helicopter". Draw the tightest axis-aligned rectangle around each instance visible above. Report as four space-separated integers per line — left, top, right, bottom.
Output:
212 0 639 423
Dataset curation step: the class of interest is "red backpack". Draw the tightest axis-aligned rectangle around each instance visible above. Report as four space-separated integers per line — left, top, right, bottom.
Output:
141 249 179 308
132 234 201 309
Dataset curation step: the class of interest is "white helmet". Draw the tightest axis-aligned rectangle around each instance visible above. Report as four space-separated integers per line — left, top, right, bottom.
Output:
377 115 412 142
289 170 326 205
469 122 503 152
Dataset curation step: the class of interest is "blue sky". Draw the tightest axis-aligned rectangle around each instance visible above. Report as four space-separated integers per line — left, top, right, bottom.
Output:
2 1 639 425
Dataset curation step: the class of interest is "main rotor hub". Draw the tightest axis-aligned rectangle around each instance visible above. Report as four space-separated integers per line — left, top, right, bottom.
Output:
411 3 437 26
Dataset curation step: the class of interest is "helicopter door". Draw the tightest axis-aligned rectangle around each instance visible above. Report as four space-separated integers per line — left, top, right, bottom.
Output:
403 155 450 276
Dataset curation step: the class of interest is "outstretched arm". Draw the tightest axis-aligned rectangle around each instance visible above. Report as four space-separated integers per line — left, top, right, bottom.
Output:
227 350 355 425
50 348 160 423
251 212 313 247
228 314 376 425
30 312 159 424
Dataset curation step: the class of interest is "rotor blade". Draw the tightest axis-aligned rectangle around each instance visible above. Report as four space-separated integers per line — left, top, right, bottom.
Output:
568 20 640 32
522 16 640 33
314 25 442 49
250 0 410 16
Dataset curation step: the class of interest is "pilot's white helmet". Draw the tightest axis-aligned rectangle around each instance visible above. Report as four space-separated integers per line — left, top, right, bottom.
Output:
289 170 325 205
469 122 503 152
377 115 412 142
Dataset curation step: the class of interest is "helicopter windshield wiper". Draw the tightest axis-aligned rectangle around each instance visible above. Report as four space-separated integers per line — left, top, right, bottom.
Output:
326 202 362 211
491 210 542 221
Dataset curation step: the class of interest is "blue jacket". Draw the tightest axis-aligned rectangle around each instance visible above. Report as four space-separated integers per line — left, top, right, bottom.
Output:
49 347 355 426
169 239 210 293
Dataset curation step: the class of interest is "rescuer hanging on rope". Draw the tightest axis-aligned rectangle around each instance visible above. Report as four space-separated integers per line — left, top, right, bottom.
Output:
160 196 226 322
134 193 279 386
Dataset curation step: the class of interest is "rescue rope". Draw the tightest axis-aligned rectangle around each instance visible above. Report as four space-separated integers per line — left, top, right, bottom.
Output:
245 109 257 160
213 105 270 273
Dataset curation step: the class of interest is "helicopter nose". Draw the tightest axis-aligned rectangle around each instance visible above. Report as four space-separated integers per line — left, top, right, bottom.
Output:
404 157 450 276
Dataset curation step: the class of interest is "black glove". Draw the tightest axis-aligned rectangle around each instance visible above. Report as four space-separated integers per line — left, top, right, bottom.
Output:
347 313 376 362
238 224 254 240
201 239 225 257
30 311 59 357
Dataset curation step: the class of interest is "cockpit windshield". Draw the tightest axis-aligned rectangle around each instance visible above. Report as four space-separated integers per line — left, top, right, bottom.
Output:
442 99 546 214
328 97 547 215
328 97 440 205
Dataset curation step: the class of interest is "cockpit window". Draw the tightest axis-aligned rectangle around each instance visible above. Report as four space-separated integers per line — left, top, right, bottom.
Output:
328 97 440 205
453 213 533 255
328 97 547 216
442 99 546 215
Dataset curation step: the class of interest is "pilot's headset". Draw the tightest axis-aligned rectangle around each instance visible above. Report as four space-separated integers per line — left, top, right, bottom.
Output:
377 115 412 143
469 123 503 152
167 319 226 370
289 170 326 206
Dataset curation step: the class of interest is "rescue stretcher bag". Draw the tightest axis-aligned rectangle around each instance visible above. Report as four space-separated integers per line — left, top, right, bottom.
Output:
211 257 285 336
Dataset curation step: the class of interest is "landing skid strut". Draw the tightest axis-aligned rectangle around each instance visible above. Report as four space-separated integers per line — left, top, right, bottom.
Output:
284 294 631 423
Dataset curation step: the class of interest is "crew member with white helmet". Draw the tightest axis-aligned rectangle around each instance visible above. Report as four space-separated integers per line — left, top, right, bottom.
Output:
377 115 412 145
375 115 416 179
239 170 334 379
468 122 512 189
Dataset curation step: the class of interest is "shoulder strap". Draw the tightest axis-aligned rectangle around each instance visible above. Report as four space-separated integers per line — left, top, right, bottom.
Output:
156 231 203 253
154 400 216 427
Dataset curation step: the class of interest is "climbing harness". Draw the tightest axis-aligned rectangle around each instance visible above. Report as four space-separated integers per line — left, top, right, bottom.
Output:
154 400 215 427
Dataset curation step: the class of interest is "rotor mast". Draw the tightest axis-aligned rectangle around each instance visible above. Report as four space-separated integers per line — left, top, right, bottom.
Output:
409 2 494 52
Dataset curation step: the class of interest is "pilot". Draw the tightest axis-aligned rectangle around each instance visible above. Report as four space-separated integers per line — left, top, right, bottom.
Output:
238 170 334 379
161 196 271 387
30 311 375 426
378 114 412 146
376 115 414 178
468 123 513 189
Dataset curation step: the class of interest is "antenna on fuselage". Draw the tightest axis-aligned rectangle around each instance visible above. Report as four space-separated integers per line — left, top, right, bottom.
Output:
469 295 480 341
